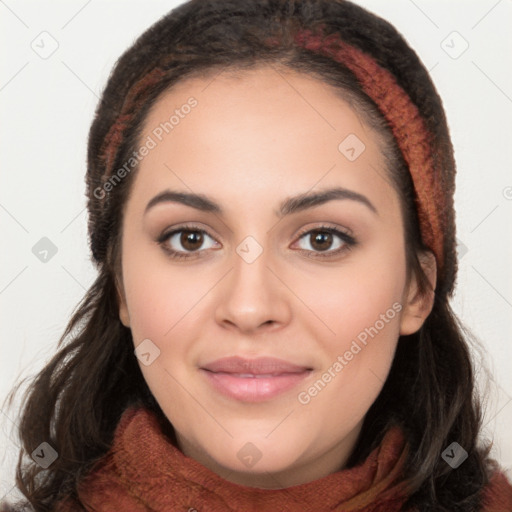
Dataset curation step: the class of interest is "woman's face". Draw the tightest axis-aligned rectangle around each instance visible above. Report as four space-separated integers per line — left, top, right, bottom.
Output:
117 66 432 488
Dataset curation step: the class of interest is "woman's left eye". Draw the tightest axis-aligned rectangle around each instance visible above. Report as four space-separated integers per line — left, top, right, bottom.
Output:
293 226 356 258
157 224 356 260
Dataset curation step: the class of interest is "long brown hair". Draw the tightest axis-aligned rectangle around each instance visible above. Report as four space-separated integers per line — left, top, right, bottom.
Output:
3 1 494 510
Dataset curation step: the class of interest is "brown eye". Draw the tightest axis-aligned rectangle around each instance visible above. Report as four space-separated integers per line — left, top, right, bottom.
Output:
294 226 357 259
180 230 204 251
158 226 218 259
309 230 334 252
297 228 348 253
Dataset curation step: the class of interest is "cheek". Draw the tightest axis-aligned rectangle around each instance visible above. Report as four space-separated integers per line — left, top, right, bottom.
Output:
121 247 207 404
121 240 209 342
295 288 402 436
295 242 406 349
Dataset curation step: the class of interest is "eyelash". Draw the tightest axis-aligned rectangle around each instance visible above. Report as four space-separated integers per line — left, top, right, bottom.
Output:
156 223 357 261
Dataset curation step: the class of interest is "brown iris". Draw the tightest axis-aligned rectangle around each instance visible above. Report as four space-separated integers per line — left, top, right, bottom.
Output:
309 230 333 252
180 230 204 251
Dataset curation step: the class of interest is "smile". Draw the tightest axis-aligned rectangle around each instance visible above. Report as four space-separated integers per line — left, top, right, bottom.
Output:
200 369 312 402
200 356 313 402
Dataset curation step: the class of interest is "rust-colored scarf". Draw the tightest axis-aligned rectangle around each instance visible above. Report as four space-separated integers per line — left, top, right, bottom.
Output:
55 405 512 512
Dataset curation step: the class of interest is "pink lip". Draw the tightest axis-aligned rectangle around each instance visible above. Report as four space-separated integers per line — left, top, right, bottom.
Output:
200 356 312 402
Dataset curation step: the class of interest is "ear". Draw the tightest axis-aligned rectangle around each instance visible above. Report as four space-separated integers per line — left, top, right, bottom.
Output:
399 250 437 336
115 274 131 328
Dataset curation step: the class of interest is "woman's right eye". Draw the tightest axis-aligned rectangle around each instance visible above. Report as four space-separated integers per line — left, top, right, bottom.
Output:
157 226 219 260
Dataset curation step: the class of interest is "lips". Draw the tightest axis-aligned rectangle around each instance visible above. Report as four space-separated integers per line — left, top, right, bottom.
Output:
201 356 311 375
200 356 312 402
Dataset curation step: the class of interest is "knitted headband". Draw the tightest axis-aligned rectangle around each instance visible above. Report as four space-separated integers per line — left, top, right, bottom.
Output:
91 21 455 295
293 24 449 284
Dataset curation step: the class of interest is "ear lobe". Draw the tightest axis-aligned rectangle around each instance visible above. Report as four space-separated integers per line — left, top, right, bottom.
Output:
399 251 437 336
115 276 131 328
119 299 131 328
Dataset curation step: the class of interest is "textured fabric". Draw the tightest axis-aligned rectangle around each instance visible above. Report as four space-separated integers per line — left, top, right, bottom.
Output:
55 405 414 512
52 405 512 512
291 24 446 281
480 468 512 511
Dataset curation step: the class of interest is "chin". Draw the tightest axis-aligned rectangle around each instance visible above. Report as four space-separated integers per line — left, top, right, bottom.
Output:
205 435 303 475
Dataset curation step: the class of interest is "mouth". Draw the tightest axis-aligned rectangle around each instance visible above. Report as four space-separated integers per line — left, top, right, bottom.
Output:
200 356 313 402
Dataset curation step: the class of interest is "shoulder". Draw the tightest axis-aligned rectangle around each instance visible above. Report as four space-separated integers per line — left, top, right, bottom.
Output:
480 466 512 511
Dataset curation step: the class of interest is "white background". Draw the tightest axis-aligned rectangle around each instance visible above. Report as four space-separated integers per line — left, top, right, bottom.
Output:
1 0 511 504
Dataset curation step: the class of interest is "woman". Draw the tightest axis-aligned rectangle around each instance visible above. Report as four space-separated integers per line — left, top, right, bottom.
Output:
2 0 511 510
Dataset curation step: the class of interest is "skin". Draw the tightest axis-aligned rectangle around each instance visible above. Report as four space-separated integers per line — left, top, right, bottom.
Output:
117 65 436 489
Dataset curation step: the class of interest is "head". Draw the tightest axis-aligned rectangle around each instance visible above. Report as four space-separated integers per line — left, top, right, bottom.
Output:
6 0 489 510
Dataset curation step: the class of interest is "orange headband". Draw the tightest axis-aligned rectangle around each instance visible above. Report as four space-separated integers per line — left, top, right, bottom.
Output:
290 24 445 275
100 67 168 178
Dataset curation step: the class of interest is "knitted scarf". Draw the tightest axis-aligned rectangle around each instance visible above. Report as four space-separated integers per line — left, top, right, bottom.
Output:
54 405 512 512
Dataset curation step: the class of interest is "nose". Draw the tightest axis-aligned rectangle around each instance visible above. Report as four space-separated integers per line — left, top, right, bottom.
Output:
214 243 292 335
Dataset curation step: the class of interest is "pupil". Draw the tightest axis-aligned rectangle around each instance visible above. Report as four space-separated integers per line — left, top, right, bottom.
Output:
312 231 332 251
182 230 202 250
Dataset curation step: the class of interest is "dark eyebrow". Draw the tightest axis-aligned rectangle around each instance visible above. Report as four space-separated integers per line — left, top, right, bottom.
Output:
276 187 378 217
145 187 378 217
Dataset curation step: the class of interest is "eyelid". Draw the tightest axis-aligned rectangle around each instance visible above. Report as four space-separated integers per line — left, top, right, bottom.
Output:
157 222 352 242
294 222 354 239
156 222 217 244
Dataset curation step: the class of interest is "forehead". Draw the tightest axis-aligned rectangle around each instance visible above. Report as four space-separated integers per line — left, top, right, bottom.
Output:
130 65 397 219
143 65 368 138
